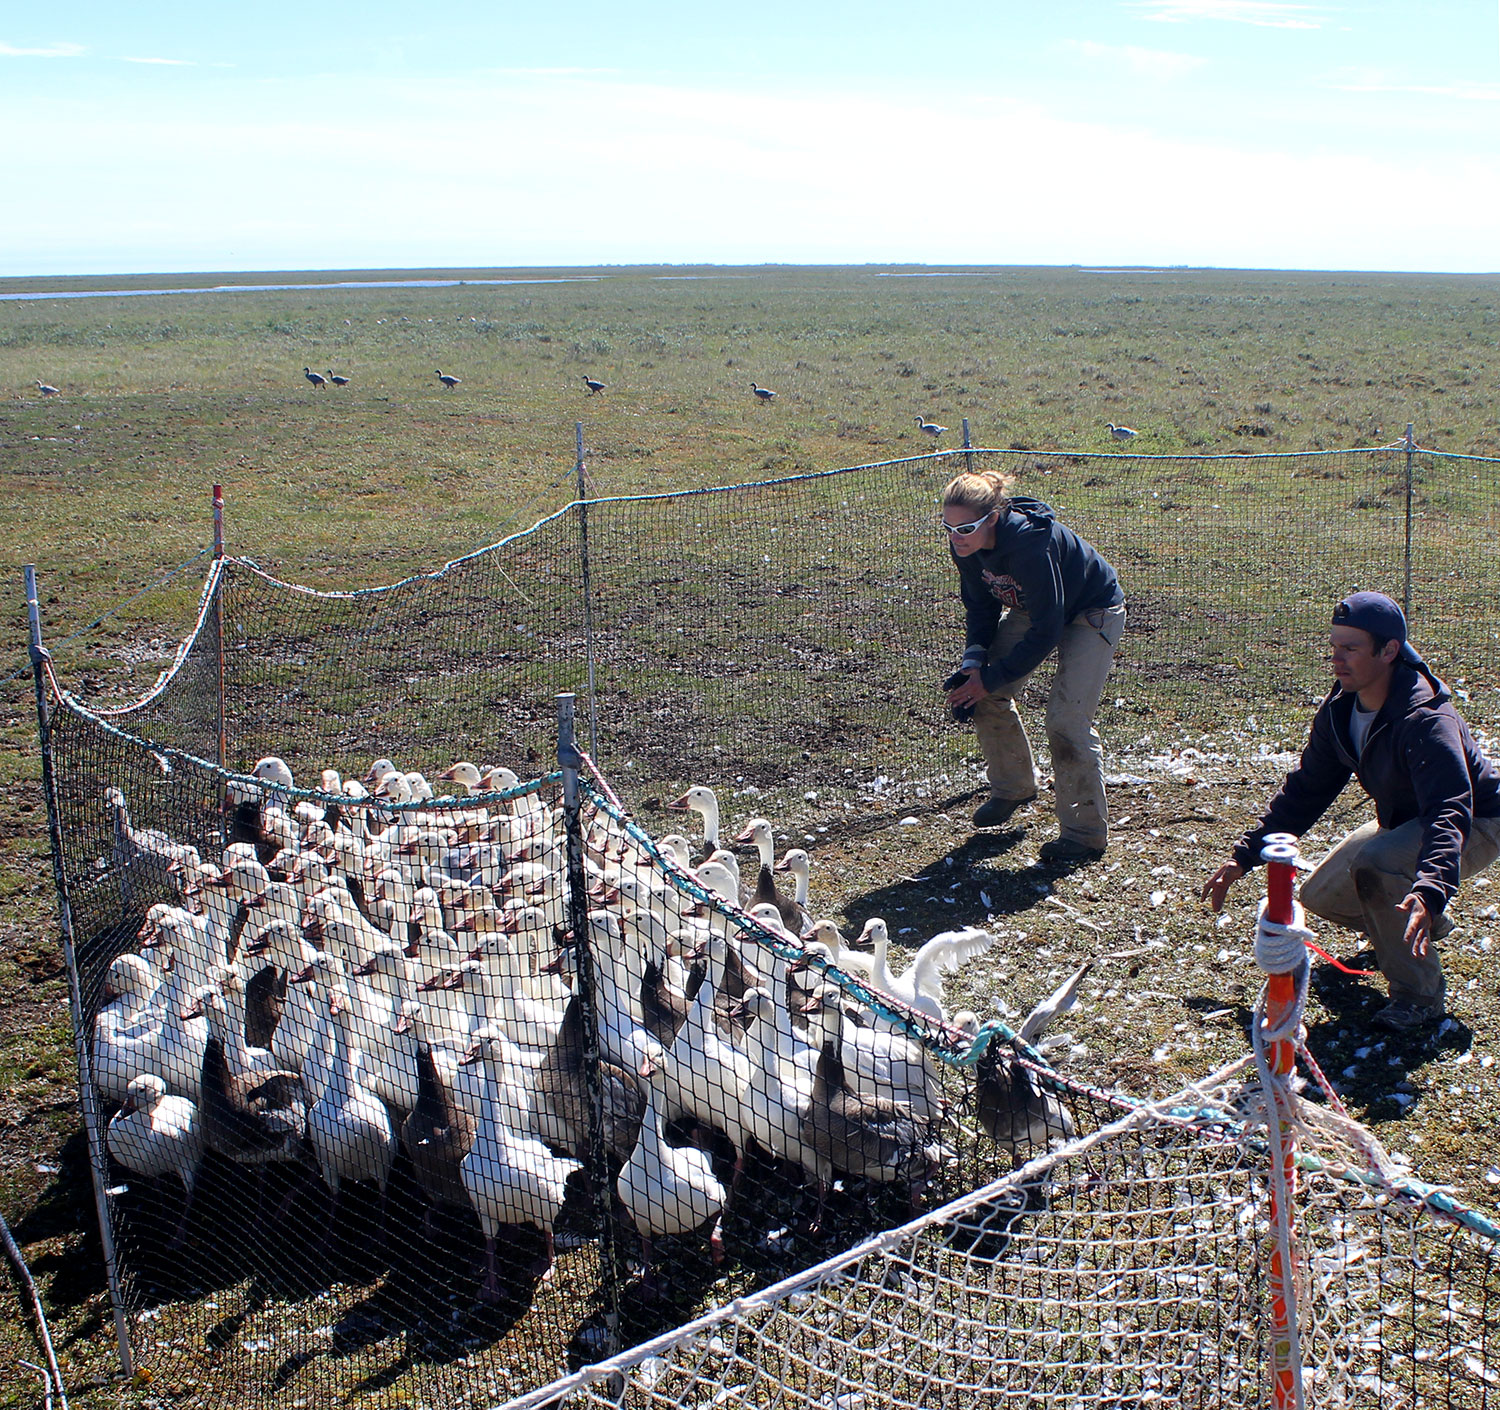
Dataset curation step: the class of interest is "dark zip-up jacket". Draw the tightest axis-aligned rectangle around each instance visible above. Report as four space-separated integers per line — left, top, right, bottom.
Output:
1231 662 1500 916
951 497 1123 691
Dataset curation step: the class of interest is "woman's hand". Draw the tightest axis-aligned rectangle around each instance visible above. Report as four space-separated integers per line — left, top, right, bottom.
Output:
945 669 990 709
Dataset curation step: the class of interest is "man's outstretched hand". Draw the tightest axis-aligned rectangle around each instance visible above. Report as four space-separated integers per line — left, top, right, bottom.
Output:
1200 861 1245 913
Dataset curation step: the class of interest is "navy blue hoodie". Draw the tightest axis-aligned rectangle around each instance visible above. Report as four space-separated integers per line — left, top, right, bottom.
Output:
951 496 1123 691
1232 662 1500 916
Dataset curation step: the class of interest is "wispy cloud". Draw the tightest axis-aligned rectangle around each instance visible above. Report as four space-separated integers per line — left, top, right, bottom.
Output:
1331 73 1500 102
121 56 196 66
1063 39 1207 80
489 67 620 77
0 40 84 58
1129 1 1327 29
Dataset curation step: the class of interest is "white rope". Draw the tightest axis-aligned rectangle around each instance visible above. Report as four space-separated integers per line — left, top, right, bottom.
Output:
1254 896 1315 978
1250 897 1313 1410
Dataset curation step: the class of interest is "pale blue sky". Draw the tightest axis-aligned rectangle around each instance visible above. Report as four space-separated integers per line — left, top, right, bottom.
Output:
4 1 1497 276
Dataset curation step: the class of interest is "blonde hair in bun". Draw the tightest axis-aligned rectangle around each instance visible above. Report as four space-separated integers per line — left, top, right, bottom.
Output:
941 469 1014 517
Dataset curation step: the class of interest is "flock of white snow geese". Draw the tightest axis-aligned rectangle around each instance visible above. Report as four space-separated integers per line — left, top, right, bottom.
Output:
99 755 1086 1302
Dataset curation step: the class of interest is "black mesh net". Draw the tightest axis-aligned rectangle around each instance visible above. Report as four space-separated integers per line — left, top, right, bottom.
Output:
45 446 1500 801
50 715 1110 1405
30 443 1500 1408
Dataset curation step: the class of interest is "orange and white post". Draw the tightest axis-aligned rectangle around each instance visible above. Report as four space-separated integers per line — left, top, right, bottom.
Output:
1257 831 1307 1409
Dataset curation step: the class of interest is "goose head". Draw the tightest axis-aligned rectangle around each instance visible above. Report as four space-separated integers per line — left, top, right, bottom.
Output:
137 901 183 945
238 917 304 964
747 901 794 943
101 953 159 1007
252 756 295 790
694 859 739 904
364 757 399 788
375 771 414 806
733 817 776 870
656 834 695 870
667 786 720 841
438 761 485 793
214 856 274 904
118 1071 169 1118
287 948 344 990
479 764 520 793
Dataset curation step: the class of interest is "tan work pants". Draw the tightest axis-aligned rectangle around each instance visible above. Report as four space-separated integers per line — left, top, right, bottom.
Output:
971 604 1126 849
1299 814 1500 1012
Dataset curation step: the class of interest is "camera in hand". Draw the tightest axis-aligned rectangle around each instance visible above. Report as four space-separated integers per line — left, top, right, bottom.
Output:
942 669 976 723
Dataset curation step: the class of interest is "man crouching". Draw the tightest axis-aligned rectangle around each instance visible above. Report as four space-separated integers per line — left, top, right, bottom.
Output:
1201 591 1500 1033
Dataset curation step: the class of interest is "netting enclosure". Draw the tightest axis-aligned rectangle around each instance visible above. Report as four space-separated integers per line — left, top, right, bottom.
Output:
28 442 1500 1409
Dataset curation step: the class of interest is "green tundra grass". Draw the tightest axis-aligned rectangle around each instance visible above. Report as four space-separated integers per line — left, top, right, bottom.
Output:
2 264 1498 1409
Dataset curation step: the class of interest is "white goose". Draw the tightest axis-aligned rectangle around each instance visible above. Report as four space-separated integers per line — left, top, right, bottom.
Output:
801 987 945 1123
863 918 996 1027
93 955 167 1104
802 918 876 983
462 934 568 1054
774 847 815 910
732 986 817 1179
94 944 208 1106
186 970 283 1084
656 834 697 872
668 785 722 863
616 1069 727 1278
237 917 328 1081
460 1024 581 1296
307 987 398 1214
416 960 538 1129
576 912 666 1077
321 947 418 1113
106 1072 203 1248
650 931 752 1140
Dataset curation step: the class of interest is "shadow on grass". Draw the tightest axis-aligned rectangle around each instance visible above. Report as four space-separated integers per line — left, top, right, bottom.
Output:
841 826 1051 933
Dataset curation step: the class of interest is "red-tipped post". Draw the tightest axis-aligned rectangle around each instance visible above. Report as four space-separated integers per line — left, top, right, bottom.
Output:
1260 830 1302 1407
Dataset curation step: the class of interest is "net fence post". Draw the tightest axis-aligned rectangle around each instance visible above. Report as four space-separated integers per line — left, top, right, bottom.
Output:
962 416 973 476
575 424 600 760
213 482 227 791
557 692 621 1356
24 565 135 1380
1260 833 1306 1410
1402 422 1415 619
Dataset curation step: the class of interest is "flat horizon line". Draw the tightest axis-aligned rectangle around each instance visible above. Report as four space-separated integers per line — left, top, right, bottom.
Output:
3 260 1499 288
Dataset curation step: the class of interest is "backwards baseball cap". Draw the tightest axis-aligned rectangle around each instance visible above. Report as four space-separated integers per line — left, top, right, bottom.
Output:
1332 591 1424 667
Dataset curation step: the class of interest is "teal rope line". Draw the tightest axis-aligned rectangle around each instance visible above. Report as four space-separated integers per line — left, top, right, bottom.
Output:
579 779 1064 1071
230 500 577 599
1409 448 1500 465
52 695 561 812
4 545 214 687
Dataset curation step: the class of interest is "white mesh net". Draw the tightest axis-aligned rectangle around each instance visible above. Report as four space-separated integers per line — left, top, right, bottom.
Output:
506 1058 1500 1410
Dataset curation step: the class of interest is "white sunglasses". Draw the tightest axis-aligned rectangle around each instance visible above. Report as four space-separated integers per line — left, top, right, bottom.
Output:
939 511 992 537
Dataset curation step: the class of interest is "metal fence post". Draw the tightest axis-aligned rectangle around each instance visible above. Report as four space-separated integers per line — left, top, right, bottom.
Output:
575 425 600 760
557 692 620 1355
24 566 135 1379
962 417 973 477
1402 423 1415 620
213 483 227 792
